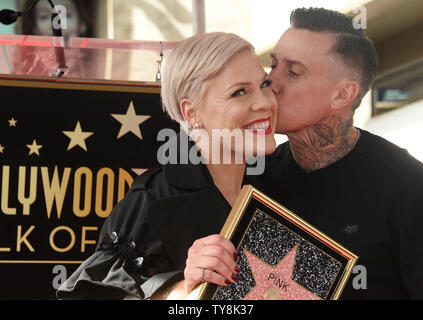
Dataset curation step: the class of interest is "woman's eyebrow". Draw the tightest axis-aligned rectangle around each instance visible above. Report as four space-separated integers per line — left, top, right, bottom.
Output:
225 73 268 93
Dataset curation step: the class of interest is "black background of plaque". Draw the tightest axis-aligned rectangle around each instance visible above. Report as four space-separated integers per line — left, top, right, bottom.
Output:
201 195 353 300
0 82 179 300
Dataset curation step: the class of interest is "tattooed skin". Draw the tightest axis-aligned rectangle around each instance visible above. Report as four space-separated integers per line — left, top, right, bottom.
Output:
287 115 359 172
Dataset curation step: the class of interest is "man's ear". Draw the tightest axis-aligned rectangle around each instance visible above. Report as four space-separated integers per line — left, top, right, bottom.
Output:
331 80 360 110
180 99 199 125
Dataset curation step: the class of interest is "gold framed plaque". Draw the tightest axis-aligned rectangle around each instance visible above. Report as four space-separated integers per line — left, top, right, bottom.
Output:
194 185 358 300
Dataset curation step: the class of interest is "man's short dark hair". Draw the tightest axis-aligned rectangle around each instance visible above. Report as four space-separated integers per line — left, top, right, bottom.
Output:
290 7 379 109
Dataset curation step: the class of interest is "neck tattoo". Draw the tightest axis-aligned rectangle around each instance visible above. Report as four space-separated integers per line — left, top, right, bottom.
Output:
288 118 360 173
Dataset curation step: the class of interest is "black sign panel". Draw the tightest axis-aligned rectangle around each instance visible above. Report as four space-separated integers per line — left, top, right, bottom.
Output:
0 77 179 299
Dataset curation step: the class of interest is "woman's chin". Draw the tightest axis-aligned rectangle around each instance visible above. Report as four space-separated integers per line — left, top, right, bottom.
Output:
248 139 276 158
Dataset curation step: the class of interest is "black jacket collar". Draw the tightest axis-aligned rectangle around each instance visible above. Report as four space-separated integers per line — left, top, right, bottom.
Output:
161 131 215 190
147 132 232 268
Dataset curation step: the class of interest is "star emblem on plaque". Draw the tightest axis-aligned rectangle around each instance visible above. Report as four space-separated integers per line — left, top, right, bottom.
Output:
243 245 321 300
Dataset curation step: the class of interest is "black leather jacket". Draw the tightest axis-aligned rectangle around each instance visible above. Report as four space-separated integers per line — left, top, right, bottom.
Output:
57 134 231 299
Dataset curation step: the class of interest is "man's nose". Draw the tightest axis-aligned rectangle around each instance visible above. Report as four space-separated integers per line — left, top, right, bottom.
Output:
269 70 282 95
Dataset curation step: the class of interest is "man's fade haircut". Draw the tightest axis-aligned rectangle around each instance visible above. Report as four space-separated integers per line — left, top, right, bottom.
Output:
290 7 379 109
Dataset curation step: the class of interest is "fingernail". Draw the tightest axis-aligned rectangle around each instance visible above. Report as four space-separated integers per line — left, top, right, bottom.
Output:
234 266 240 274
232 274 239 282
233 252 238 260
225 280 231 285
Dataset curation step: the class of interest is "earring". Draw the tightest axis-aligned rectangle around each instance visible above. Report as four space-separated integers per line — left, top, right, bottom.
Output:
193 123 201 129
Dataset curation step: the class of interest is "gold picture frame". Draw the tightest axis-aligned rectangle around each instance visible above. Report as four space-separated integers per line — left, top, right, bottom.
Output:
193 185 358 300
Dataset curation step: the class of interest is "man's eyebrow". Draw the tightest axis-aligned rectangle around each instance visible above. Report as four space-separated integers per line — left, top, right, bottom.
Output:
270 53 307 69
284 59 307 69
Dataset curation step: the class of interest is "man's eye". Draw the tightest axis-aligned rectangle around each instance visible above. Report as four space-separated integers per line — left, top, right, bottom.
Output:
231 88 246 98
270 64 277 70
289 70 300 77
260 79 272 89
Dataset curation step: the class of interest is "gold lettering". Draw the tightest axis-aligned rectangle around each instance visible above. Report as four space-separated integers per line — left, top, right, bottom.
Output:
1 166 16 215
41 166 71 219
0 227 11 252
49 226 75 252
95 168 114 218
73 167 93 218
118 168 133 202
17 166 38 215
17 225 35 252
81 226 98 252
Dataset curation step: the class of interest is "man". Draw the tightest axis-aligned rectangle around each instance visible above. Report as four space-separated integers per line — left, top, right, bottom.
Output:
248 7 423 299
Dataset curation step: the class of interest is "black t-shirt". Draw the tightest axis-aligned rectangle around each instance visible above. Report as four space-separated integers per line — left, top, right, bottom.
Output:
246 129 423 299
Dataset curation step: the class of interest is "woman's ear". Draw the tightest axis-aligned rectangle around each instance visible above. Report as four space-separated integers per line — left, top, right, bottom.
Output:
180 99 199 126
331 80 360 111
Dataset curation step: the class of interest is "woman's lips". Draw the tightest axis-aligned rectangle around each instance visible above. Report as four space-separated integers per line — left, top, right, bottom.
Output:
243 117 272 135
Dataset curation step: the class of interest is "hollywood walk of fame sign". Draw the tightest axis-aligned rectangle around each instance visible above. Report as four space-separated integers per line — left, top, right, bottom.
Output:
0 75 179 299
193 185 358 300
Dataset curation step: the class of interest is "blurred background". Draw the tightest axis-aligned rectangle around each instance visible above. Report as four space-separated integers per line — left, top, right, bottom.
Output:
1 0 422 161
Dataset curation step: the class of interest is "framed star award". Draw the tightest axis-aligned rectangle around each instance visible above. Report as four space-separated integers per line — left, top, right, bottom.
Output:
193 185 358 300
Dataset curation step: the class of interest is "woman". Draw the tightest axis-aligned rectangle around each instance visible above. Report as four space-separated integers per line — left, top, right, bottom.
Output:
57 32 277 299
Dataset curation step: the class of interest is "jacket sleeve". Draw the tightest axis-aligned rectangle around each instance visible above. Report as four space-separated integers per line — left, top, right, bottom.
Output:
56 188 179 299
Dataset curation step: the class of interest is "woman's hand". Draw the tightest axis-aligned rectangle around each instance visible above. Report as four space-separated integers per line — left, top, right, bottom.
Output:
184 234 240 293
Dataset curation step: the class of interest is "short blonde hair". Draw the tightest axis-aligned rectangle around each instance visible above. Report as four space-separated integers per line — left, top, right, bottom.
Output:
161 32 254 123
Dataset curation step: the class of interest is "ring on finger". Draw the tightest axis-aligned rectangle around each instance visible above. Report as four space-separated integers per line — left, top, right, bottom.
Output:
201 267 206 283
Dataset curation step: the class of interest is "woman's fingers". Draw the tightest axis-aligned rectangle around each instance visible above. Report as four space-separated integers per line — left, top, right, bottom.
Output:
184 266 234 293
189 244 239 276
195 254 238 283
199 267 231 286
184 234 240 293
193 234 237 257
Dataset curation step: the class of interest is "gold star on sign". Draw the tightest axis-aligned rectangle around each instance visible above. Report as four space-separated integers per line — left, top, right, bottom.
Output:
111 101 151 140
26 139 43 156
8 118 17 127
62 121 94 151
0 145 4 154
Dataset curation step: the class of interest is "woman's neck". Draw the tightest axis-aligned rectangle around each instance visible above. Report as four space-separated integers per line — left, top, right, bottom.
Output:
206 162 245 207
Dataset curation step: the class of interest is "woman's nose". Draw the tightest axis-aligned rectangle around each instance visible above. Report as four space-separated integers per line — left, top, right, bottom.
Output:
252 90 275 112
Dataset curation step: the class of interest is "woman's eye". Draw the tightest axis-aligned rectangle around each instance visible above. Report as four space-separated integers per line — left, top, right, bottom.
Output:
231 88 246 98
270 64 277 70
260 79 272 89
